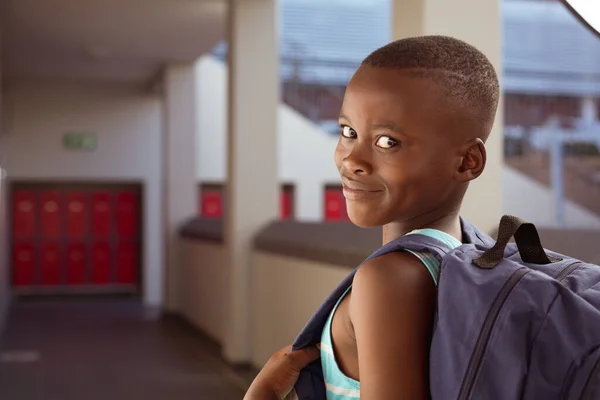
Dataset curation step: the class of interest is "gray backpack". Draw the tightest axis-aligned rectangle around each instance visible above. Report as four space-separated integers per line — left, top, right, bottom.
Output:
430 215 600 399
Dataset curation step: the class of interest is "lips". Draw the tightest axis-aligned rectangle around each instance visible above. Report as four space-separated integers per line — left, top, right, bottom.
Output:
341 178 384 201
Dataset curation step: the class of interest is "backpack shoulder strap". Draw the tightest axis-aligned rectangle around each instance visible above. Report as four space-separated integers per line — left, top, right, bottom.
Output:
460 216 495 247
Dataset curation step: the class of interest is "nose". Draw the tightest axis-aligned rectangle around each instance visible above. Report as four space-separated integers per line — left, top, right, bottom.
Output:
341 145 372 176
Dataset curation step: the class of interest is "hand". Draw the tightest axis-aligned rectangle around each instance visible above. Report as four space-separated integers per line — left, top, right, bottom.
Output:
244 344 320 400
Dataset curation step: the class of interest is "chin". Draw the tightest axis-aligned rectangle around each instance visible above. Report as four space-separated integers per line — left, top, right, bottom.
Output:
347 207 386 229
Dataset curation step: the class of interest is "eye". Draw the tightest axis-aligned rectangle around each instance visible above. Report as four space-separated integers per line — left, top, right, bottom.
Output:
341 125 357 139
375 135 398 149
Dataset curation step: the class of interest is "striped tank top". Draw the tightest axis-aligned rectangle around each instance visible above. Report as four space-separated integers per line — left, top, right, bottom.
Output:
320 228 462 399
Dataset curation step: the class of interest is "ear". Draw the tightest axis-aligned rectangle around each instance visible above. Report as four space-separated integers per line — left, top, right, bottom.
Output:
456 138 486 182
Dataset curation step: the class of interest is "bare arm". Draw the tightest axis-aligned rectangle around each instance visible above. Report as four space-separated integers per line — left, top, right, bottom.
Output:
351 251 436 399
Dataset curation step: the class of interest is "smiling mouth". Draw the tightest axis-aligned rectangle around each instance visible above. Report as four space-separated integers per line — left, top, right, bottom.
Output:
342 183 384 201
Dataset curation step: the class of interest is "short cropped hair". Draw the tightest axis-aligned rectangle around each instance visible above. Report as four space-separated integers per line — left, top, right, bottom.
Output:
362 35 499 138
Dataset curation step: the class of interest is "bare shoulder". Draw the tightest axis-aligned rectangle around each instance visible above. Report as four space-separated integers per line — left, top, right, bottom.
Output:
352 251 437 298
349 251 437 398
350 250 437 336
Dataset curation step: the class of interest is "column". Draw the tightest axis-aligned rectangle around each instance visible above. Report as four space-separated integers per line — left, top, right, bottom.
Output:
296 181 324 221
224 0 279 363
163 64 199 311
392 0 503 233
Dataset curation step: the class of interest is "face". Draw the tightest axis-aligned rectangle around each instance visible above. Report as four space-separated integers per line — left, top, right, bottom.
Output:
335 66 480 228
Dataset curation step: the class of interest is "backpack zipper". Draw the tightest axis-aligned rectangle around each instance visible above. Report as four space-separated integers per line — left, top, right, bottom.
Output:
457 267 530 400
556 261 583 283
580 354 600 400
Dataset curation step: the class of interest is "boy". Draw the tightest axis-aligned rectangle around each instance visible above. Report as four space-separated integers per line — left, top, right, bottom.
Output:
245 35 499 399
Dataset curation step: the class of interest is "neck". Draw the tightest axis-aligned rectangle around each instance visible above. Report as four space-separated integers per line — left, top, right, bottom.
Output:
381 207 462 245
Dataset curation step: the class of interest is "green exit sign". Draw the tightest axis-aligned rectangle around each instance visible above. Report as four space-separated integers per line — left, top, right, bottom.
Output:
63 132 97 151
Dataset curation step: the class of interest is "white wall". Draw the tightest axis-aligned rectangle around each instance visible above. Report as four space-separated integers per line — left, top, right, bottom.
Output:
176 235 351 368
195 56 340 221
250 251 349 366
503 166 600 229
4 81 164 307
179 239 226 341
278 106 340 220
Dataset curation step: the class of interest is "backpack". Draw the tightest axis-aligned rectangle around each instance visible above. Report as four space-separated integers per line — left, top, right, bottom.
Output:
430 215 600 399
291 216 600 399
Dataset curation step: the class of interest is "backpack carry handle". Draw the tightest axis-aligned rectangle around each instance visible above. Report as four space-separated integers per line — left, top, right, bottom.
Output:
473 215 562 269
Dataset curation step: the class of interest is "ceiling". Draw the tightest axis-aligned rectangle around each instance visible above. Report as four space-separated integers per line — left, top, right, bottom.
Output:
0 0 226 84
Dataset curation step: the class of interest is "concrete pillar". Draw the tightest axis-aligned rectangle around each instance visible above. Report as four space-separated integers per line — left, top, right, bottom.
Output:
163 64 199 312
223 0 279 363
296 181 324 221
392 0 503 233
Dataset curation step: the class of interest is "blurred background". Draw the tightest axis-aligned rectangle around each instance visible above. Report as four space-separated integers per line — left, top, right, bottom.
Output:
0 0 599 398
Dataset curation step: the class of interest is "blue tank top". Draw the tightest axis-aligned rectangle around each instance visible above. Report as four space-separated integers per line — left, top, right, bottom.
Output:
320 229 462 399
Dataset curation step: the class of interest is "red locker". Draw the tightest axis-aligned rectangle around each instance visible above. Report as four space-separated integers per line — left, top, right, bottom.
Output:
280 191 292 220
201 191 223 218
91 192 112 238
91 242 111 285
116 242 137 285
66 192 88 239
116 191 138 238
66 243 86 285
12 242 36 287
40 243 61 286
12 183 142 294
324 188 347 221
12 190 36 238
41 191 62 239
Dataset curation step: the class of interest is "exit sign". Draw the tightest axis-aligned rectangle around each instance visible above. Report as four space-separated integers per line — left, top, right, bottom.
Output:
63 132 97 151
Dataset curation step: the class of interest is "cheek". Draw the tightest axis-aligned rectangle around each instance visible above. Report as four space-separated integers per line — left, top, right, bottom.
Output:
379 154 446 194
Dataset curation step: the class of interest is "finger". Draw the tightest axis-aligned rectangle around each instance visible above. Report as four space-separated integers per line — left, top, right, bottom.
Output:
288 346 321 369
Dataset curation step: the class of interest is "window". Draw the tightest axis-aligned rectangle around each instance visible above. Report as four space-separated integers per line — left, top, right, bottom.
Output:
502 0 600 227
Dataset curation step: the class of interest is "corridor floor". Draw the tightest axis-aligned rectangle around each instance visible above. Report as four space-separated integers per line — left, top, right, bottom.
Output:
0 298 247 400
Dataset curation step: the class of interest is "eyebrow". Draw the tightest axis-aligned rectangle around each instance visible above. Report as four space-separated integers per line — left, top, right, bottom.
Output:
339 113 405 135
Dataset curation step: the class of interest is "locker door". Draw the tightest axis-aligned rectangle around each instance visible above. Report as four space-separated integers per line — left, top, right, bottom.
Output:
66 243 86 285
280 190 292 220
201 191 223 218
12 190 36 238
324 188 347 221
116 191 139 239
41 191 62 239
91 192 112 238
91 242 111 285
40 243 61 286
12 242 36 287
66 192 88 239
116 242 137 285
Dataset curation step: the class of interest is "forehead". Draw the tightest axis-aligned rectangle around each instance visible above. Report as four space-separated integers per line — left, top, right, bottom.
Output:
341 66 447 132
